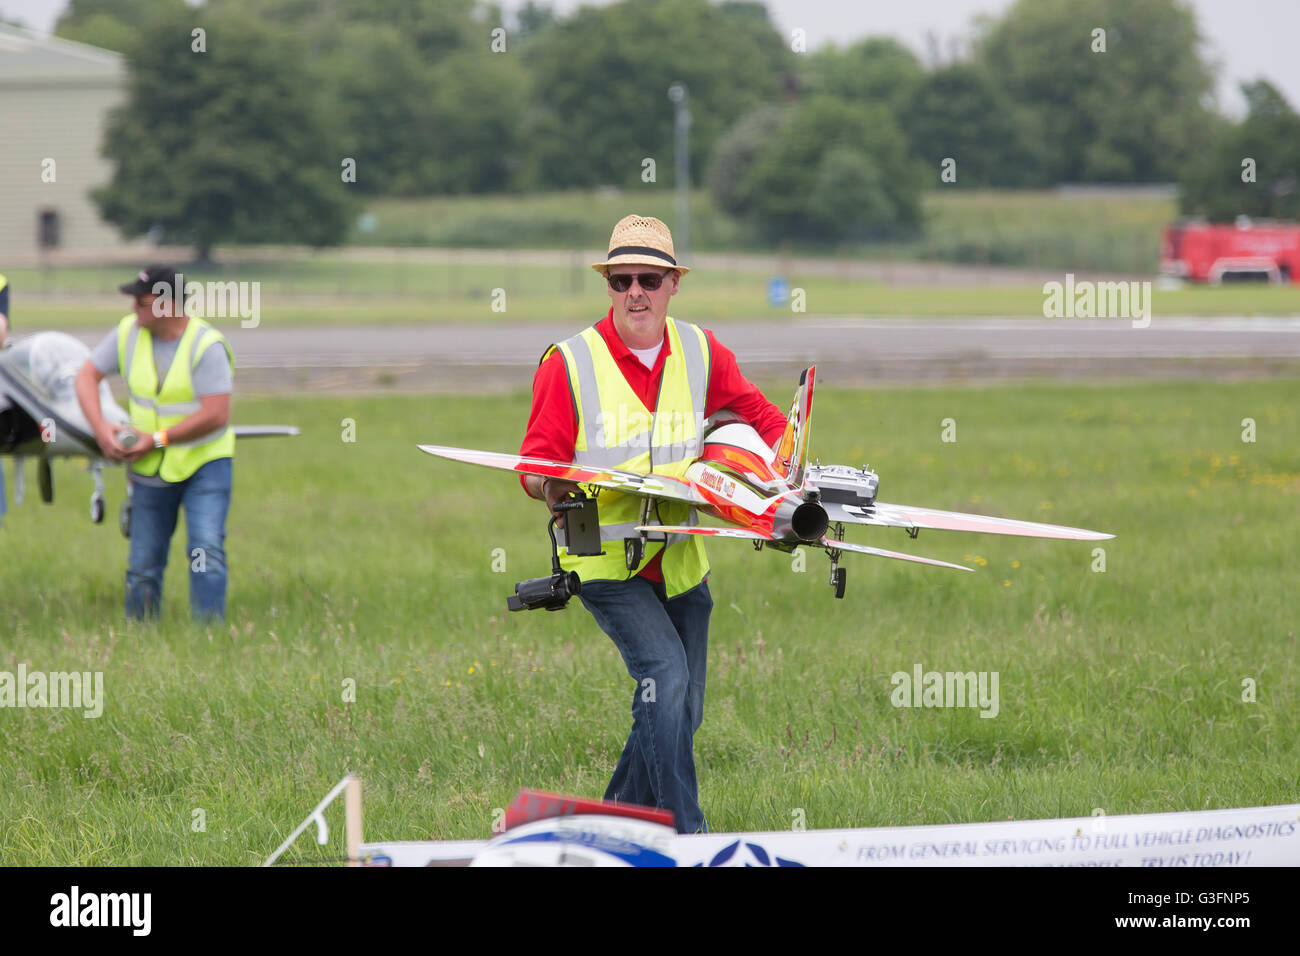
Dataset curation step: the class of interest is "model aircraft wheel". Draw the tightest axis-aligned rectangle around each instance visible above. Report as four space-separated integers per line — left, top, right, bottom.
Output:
832 567 846 599
38 458 53 504
624 537 643 571
90 494 104 524
119 498 132 538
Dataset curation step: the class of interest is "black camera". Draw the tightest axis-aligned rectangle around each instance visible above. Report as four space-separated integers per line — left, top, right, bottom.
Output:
507 569 581 612
507 492 602 612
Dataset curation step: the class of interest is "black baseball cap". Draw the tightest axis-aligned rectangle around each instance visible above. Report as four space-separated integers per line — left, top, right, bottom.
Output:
119 264 178 296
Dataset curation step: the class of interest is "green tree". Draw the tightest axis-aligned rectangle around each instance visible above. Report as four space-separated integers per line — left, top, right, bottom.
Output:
513 1 555 42
705 104 789 217
1179 81 1300 222
975 0 1214 183
317 22 441 195
217 0 523 195
901 64 1050 188
212 0 486 62
733 96 924 240
54 0 187 54
519 0 792 189
94 7 353 261
800 37 924 115
425 49 528 193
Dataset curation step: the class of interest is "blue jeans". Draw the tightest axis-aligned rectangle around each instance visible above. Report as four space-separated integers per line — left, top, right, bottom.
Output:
125 457 231 622
579 576 712 834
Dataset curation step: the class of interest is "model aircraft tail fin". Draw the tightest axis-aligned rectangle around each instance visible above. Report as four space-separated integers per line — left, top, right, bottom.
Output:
772 366 815 488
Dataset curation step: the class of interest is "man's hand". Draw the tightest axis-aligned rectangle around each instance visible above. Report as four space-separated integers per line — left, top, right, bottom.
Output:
120 427 155 463
93 423 128 461
542 477 582 526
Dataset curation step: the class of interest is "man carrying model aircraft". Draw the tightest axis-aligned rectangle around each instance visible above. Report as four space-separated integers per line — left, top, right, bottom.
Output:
519 215 787 833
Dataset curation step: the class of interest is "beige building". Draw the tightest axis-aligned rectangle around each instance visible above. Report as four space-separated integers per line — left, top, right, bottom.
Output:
0 24 131 258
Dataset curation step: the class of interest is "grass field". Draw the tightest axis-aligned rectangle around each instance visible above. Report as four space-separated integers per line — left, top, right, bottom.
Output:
1 380 1297 864
11 257 1300 330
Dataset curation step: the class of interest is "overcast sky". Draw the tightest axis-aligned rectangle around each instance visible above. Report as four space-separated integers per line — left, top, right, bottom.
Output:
2 0 1294 116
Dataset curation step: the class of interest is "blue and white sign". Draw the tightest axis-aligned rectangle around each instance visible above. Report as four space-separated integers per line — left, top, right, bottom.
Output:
766 277 789 307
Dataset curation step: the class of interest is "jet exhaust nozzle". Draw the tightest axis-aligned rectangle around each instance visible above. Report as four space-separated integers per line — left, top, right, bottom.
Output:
774 498 829 543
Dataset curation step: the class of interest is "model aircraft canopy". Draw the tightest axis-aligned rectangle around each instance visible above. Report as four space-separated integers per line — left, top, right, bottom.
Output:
0 332 126 428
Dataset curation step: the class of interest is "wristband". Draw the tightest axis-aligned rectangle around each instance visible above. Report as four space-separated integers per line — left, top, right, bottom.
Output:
153 429 169 449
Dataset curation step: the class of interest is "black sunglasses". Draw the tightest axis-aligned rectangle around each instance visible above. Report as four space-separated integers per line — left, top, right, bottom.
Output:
606 272 666 293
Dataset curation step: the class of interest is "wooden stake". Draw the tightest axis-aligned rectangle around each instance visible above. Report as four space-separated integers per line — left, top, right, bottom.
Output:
345 775 363 867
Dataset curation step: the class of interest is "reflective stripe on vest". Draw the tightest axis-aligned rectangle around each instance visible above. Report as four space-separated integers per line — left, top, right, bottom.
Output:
553 317 711 598
116 315 235 482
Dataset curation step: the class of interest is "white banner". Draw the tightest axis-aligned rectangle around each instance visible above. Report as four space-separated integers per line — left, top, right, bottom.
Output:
361 802 1300 867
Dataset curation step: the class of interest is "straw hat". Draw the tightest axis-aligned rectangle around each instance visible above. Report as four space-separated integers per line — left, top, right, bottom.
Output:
591 214 690 275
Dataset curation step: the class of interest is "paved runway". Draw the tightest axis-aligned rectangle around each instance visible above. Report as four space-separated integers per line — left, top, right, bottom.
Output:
68 316 1300 392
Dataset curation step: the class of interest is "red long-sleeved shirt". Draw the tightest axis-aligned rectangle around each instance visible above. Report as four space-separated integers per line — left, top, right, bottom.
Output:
521 310 787 582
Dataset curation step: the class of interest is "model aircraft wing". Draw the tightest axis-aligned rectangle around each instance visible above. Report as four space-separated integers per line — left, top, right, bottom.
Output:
820 536 973 571
831 501 1113 541
636 524 974 571
233 426 301 438
419 444 706 506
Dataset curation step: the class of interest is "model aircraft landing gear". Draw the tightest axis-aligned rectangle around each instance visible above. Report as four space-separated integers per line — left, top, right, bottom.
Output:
12 454 25 505
38 457 53 504
831 567 846 599
89 464 105 524
828 521 847 599
119 483 133 538
624 536 643 571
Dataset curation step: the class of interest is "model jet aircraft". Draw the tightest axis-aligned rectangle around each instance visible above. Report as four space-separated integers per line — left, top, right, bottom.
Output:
0 331 299 535
418 366 1112 598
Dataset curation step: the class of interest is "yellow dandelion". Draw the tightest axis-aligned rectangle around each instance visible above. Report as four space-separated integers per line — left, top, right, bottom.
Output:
468 666 475 675
975 556 988 567
1003 579 1011 588
444 679 451 687
1011 560 1020 569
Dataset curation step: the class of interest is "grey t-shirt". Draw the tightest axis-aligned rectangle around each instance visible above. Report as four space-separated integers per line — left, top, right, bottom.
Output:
91 322 233 485
90 326 233 395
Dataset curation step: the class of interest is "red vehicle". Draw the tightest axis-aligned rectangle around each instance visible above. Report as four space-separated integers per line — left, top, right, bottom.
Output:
1161 219 1300 284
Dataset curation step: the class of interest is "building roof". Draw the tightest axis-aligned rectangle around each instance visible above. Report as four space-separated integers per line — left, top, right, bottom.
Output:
0 23 123 86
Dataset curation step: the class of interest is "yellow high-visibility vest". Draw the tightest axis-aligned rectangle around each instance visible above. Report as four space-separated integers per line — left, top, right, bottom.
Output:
115 314 235 482
552 316 710 597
